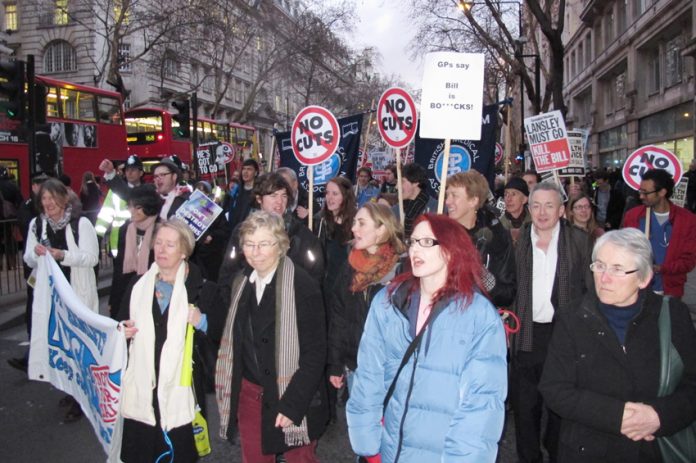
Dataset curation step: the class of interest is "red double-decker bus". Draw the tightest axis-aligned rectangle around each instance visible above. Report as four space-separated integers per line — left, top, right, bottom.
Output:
124 107 256 179
0 76 128 197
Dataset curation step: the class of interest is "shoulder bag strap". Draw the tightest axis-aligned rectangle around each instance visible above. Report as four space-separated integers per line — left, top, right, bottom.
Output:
382 301 444 412
658 295 673 398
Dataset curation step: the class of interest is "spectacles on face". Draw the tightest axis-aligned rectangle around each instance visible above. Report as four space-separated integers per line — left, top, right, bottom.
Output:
589 261 639 277
153 172 173 180
242 241 278 251
405 237 440 248
638 189 657 196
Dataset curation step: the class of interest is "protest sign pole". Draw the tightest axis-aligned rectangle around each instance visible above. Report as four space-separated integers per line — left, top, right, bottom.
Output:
268 135 276 173
505 108 512 180
308 166 314 232
645 207 651 239
396 147 405 227
437 139 452 214
361 99 376 164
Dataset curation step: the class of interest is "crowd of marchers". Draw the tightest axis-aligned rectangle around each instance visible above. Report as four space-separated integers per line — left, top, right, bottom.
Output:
4 155 696 463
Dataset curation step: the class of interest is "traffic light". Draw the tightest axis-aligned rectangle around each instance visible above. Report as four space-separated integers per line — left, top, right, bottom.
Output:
0 59 26 121
171 98 190 138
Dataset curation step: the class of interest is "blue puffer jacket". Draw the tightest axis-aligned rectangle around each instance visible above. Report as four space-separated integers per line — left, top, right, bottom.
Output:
346 282 507 463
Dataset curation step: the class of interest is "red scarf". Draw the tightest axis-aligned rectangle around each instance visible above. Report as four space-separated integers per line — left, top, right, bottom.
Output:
348 243 399 293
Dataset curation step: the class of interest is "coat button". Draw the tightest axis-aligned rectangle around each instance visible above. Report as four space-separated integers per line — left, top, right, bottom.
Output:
582 314 588 318
580 354 586 359
597 331 605 336
261 337 269 344
579 446 585 452
264 369 270 375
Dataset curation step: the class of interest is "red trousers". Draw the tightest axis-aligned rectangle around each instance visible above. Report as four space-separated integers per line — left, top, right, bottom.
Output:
237 378 320 463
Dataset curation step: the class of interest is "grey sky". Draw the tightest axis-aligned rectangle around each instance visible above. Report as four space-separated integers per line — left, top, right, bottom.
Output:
350 0 424 90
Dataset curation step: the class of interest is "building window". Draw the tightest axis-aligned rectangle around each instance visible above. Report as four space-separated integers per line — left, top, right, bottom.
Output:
584 34 592 66
614 71 626 109
43 40 77 73
202 68 213 93
604 10 614 46
665 36 683 87
118 43 131 72
5 3 18 31
55 0 69 26
617 0 627 35
163 56 178 80
234 78 243 103
647 49 660 94
634 0 649 17
594 24 603 58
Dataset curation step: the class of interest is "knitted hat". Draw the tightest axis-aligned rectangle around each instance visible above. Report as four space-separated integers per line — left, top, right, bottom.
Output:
504 177 529 197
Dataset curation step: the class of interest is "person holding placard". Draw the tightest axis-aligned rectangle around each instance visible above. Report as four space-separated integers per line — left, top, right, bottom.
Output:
622 169 696 298
445 171 516 308
392 163 437 239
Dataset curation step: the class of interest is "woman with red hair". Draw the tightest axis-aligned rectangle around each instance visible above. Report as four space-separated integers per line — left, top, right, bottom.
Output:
346 214 508 463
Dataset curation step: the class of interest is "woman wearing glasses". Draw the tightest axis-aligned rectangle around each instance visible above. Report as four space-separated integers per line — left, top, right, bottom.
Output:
567 194 604 243
347 214 508 463
540 228 696 463
214 211 328 462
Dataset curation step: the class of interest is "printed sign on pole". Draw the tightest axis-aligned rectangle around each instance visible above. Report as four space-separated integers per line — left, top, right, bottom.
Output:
420 52 485 140
558 130 586 177
524 110 572 173
622 145 684 191
216 142 236 164
672 177 689 208
175 190 224 240
495 143 504 165
290 105 340 166
377 87 418 148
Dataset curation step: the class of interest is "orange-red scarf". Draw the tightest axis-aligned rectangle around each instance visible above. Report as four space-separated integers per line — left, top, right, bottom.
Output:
348 243 399 293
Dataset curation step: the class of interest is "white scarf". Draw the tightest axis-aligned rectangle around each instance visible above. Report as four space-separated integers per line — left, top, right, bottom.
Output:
120 260 195 430
160 192 176 219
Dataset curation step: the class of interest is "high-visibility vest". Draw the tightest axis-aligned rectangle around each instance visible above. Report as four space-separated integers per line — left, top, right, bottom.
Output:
95 189 131 257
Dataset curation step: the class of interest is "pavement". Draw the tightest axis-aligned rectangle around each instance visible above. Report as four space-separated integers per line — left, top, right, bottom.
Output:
0 272 521 463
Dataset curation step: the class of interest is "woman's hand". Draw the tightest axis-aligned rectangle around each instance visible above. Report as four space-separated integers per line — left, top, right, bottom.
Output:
329 375 344 389
187 305 202 326
621 402 660 441
34 244 48 256
47 248 65 262
275 413 293 428
119 320 138 339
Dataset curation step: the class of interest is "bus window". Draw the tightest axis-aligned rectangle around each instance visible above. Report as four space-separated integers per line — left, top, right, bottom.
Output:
45 86 60 118
78 92 96 121
126 111 163 144
98 96 122 125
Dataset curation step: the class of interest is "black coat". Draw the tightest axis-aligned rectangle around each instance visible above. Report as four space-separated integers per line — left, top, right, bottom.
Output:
210 264 329 454
468 206 517 307
539 290 696 463
327 259 400 377
108 219 157 318
216 213 325 319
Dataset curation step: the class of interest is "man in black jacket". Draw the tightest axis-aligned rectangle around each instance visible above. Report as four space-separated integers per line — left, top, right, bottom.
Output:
511 182 593 463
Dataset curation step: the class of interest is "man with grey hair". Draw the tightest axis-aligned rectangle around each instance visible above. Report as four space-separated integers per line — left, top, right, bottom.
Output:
511 181 593 463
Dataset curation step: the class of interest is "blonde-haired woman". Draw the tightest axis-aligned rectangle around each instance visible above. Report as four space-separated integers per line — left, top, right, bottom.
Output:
119 219 211 463
329 202 406 392
215 211 328 462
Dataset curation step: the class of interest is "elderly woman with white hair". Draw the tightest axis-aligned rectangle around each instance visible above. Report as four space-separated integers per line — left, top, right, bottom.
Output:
539 228 696 463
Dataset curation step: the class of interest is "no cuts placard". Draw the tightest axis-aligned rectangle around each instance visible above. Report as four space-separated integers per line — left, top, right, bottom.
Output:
524 110 572 173
377 87 418 148
420 52 485 140
621 145 683 191
291 106 340 166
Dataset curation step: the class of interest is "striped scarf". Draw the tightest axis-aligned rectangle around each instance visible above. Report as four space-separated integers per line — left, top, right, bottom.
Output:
215 257 310 446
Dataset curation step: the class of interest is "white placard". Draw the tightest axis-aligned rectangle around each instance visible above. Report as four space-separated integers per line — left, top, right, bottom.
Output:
420 52 485 140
